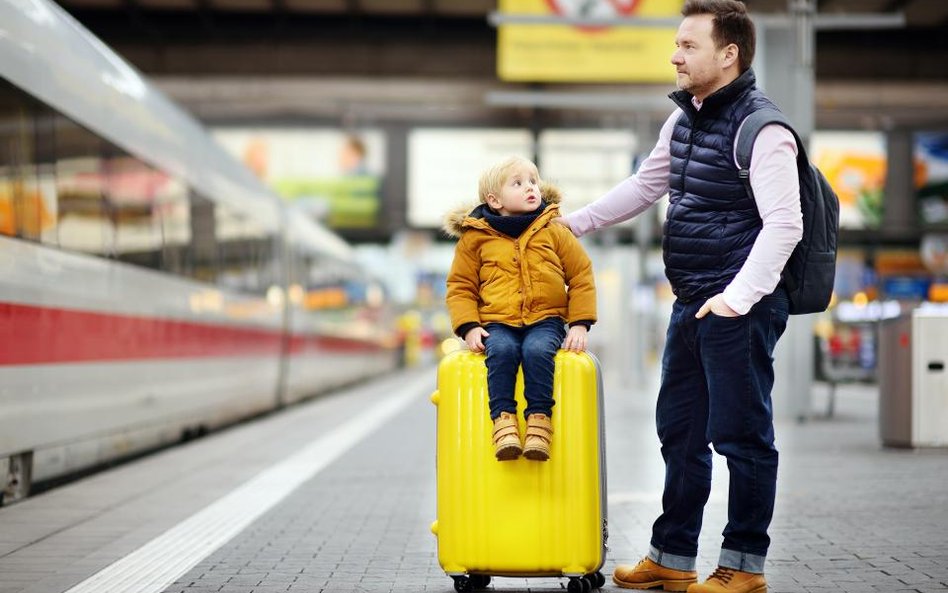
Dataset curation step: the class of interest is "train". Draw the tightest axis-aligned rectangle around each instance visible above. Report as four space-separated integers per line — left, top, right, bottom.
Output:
0 0 400 504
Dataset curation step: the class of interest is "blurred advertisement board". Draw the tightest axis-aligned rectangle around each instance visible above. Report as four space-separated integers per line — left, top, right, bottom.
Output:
408 128 640 230
497 0 682 83
915 132 948 226
213 128 385 230
810 131 886 229
538 129 638 214
408 128 533 229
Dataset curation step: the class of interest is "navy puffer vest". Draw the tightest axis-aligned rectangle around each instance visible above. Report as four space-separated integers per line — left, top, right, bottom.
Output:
663 68 777 302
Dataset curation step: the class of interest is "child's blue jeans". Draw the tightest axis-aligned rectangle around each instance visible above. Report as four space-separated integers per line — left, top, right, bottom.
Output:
483 318 566 420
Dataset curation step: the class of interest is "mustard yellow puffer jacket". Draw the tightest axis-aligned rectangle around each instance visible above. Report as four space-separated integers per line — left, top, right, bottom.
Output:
443 184 597 335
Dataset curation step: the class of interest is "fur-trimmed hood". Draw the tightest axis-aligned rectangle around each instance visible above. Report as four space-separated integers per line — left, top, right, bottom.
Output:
441 181 563 238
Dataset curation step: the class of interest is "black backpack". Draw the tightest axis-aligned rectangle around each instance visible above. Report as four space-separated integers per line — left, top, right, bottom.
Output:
735 108 840 315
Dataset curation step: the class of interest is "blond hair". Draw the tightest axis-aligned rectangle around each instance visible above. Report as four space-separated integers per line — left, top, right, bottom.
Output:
478 156 540 204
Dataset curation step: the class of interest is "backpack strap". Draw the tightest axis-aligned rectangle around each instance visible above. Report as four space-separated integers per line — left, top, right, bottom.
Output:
735 108 808 295
735 107 810 174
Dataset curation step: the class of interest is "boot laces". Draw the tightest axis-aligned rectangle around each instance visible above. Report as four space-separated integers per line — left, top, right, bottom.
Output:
709 566 735 584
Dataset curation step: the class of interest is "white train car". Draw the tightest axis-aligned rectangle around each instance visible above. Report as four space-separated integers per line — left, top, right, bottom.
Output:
0 0 399 503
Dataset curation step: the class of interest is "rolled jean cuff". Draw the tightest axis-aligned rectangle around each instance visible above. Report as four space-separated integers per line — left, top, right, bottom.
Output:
648 545 696 572
719 548 766 574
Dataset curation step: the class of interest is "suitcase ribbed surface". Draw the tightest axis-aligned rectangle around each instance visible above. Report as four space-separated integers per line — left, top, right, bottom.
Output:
432 349 605 576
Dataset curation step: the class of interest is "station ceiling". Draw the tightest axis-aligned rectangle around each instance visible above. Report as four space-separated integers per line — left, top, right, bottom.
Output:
55 0 947 80
55 0 948 129
53 0 948 25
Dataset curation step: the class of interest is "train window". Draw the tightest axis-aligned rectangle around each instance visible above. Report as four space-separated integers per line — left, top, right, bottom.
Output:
216 202 277 295
257 235 281 296
34 109 60 248
188 192 219 284
54 115 108 257
285 248 306 308
158 174 191 278
102 149 163 269
301 253 350 311
0 80 49 242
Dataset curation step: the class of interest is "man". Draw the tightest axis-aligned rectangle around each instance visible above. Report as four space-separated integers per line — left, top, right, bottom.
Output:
558 1 803 592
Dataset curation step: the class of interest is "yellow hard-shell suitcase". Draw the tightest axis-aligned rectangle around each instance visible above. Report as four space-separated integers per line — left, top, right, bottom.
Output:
430 349 607 593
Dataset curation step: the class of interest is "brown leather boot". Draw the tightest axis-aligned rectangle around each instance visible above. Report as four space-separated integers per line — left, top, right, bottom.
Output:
687 567 767 593
523 413 553 461
492 412 522 461
613 558 698 591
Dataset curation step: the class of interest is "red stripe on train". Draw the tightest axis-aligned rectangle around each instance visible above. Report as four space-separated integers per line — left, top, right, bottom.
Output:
0 302 383 366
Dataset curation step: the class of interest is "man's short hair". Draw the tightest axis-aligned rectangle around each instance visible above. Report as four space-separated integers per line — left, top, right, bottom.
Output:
682 0 756 72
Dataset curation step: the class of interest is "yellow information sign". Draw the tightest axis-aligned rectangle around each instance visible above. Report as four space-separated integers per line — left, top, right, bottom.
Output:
497 0 683 83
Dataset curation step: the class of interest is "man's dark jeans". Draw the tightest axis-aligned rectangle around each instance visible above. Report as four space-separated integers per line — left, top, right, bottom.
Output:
483 318 566 420
648 288 789 574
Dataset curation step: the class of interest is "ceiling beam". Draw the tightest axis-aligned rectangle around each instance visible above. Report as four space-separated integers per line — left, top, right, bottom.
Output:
121 0 149 38
486 11 906 29
883 0 913 11
194 0 218 37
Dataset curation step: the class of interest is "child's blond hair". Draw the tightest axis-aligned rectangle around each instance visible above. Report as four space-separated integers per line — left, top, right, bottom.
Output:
477 156 541 204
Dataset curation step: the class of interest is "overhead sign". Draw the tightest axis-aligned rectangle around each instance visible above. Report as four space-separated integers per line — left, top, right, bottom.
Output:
212 128 385 230
497 0 683 83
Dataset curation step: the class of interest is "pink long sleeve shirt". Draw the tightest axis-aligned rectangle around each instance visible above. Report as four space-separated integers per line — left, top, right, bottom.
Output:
563 102 804 315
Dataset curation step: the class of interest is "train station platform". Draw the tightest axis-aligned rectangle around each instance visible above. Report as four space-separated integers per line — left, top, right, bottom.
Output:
1 363 946 593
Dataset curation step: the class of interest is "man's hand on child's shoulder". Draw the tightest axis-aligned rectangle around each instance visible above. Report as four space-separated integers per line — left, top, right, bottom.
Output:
551 217 575 235
562 325 588 352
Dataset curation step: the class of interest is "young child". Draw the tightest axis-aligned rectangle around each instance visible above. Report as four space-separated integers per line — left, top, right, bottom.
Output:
443 156 597 462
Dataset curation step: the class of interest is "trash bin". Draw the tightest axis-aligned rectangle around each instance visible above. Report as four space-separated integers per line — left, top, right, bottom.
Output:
911 307 948 446
878 307 948 447
878 313 912 447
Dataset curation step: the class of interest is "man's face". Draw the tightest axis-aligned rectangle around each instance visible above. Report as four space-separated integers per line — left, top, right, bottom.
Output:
671 13 731 101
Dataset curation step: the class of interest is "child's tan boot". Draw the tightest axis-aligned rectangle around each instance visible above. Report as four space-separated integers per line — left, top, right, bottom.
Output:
492 412 522 461
523 413 553 461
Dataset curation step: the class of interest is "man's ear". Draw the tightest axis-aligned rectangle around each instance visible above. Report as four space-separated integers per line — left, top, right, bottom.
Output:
720 43 739 68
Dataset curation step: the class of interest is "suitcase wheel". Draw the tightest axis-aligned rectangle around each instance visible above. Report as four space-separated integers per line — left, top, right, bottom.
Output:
567 572 604 592
452 574 491 592
591 571 606 588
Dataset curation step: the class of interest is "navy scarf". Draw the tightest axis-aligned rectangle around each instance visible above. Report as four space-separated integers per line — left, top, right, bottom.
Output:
472 201 547 238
